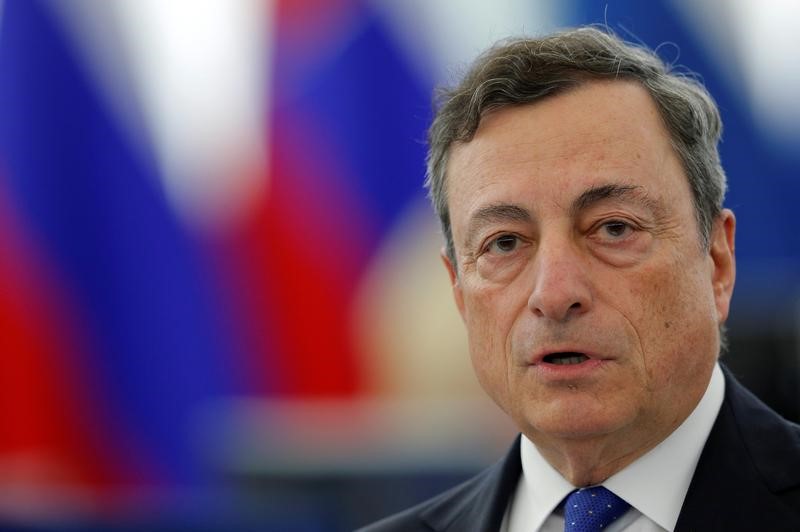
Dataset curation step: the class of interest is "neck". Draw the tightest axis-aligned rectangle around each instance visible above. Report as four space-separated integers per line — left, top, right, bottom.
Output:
529 411 688 486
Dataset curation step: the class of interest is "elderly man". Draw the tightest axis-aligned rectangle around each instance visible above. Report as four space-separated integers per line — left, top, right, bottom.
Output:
359 27 800 531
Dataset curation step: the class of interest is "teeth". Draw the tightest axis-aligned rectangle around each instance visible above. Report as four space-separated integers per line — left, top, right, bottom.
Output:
549 354 589 365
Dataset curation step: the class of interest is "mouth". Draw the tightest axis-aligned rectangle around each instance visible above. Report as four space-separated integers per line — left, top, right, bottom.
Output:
541 352 590 365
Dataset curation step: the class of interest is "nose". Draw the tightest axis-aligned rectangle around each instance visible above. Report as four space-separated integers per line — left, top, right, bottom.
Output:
527 238 593 322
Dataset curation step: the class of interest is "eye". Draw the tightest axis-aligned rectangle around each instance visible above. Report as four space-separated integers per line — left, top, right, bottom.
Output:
599 220 633 239
486 234 521 254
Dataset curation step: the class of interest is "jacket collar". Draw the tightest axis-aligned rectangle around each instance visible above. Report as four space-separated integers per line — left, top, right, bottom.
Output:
420 435 522 531
675 367 800 530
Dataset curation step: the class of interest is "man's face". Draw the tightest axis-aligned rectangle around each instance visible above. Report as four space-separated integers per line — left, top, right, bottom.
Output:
444 80 735 451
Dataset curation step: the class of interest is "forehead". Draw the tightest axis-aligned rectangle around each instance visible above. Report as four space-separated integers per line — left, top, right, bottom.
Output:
445 80 691 225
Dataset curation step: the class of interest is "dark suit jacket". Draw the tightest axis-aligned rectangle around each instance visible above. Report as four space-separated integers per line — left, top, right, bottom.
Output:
357 370 800 531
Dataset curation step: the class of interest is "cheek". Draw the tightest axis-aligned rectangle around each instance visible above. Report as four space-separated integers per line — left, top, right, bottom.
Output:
621 260 718 383
464 294 505 366
461 278 520 349
461 286 518 406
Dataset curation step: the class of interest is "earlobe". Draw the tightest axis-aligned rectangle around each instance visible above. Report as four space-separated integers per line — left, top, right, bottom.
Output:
441 248 466 321
710 209 736 323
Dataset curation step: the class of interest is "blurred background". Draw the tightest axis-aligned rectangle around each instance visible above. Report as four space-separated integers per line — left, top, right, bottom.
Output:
0 0 798 530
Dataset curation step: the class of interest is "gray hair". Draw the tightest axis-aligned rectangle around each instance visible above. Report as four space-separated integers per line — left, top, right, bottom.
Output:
426 27 727 266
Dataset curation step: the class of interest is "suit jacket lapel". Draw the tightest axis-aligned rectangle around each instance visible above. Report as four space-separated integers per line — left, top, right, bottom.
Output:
420 436 522 531
676 369 800 531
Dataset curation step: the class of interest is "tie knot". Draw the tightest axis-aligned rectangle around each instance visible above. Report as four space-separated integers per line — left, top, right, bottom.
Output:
563 486 630 531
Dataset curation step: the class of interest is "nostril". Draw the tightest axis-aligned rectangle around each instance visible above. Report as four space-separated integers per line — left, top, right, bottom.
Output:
527 274 592 321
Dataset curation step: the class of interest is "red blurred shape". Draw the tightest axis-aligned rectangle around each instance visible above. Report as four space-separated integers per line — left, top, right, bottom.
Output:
221 111 370 398
0 169 129 502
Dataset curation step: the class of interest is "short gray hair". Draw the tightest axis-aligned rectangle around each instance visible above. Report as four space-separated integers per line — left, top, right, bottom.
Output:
426 27 727 265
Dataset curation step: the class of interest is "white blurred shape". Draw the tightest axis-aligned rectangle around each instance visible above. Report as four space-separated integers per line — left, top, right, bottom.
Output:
371 0 569 85
51 0 272 231
671 0 800 149
354 198 482 399
115 0 272 232
194 397 516 475
52 1 151 154
734 1 800 146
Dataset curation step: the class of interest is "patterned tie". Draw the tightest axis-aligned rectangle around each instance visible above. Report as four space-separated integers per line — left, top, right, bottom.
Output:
563 486 631 531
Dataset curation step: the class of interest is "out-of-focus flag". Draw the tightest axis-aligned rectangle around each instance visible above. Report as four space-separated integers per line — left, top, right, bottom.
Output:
1 0 798 528
0 0 449 519
0 0 245 507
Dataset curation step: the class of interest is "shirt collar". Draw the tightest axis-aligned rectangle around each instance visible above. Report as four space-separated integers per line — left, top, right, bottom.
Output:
604 363 725 530
517 433 575 532
516 362 725 532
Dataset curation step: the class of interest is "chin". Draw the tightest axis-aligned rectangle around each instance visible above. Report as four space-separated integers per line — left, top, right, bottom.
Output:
518 398 634 441
530 417 620 441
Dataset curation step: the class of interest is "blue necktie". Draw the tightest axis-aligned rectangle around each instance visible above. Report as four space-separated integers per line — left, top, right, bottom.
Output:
563 486 631 531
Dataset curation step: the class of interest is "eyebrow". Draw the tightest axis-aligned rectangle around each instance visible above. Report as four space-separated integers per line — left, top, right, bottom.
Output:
570 183 663 217
463 203 531 250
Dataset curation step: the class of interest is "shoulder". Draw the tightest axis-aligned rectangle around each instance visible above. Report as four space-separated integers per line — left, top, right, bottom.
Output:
723 368 800 492
354 470 493 532
677 368 800 529
356 437 522 532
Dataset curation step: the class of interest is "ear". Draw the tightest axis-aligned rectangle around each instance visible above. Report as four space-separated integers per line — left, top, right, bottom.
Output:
441 248 466 322
709 209 736 323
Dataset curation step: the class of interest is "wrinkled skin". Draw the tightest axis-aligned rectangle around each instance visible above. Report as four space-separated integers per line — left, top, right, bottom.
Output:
443 80 736 485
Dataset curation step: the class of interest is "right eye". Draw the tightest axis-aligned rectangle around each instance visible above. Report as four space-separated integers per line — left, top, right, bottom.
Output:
487 234 520 254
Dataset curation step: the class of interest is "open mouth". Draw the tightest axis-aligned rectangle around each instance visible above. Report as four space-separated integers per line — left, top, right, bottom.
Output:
542 352 590 365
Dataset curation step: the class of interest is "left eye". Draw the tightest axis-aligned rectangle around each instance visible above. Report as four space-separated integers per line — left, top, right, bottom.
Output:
488 234 520 254
600 221 632 239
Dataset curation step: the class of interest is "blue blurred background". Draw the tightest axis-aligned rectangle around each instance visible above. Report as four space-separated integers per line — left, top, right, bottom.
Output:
0 0 798 530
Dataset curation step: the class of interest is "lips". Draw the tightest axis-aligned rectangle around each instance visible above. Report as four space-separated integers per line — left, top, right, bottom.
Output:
531 348 604 366
526 347 610 379
542 352 590 365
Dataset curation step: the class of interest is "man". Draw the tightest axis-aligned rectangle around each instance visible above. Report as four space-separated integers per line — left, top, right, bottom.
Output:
359 27 800 531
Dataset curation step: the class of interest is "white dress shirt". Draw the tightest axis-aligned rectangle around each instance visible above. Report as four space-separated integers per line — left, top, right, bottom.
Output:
501 363 725 532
